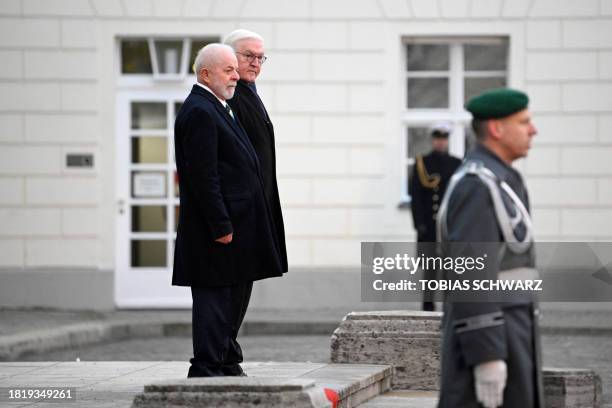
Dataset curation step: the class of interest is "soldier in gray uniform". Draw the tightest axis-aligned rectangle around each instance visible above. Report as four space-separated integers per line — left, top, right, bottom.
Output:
436 88 544 408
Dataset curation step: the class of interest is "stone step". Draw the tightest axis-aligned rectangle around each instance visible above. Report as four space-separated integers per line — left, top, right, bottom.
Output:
357 369 605 408
132 377 333 408
298 363 392 407
333 311 604 408
331 310 442 390
132 362 392 408
358 390 438 408
544 368 602 408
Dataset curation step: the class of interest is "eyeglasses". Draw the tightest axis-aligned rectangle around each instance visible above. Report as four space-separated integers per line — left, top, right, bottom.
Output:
236 52 268 64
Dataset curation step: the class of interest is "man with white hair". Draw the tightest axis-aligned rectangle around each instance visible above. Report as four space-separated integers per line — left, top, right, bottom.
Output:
224 29 288 276
173 43 284 377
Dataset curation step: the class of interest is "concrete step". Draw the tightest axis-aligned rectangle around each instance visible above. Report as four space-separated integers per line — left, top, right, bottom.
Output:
331 311 442 390
358 390 438 408
0 361 392 408
294 363 392 407
0 318 337 362
134 362 392 408
132 377 334 408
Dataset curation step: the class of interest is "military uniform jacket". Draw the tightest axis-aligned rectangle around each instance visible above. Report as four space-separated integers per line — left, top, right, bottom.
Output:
172 85 284 288
409 151 461 242
227 80 288 272
437 144 544 408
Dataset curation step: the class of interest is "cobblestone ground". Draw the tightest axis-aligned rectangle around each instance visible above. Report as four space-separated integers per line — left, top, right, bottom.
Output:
19 334 611 405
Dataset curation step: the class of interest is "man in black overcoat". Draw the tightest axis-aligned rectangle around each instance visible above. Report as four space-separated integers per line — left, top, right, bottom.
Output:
224 29 288 274
173 43 284 377
409 122 462 311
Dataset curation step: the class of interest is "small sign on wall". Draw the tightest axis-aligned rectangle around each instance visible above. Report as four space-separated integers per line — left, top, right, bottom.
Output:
63 149 97 174
66 153 94 168
133 172 166 198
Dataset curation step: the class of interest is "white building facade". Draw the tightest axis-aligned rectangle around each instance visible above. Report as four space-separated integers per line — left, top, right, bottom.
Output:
1 0 611 309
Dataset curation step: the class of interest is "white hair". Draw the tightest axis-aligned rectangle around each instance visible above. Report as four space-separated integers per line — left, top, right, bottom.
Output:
193 43 235 75
223 29 264 49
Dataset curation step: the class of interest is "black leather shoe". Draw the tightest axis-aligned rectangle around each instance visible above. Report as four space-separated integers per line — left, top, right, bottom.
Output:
222 364 247 376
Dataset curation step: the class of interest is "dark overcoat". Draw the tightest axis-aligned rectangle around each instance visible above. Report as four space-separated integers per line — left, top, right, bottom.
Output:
438 144 544 408
227 80 288 272
172 85 284 287
409 151 462 242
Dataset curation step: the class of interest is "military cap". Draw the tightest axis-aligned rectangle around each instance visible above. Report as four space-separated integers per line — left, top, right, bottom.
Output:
465 88 529 119
430 121 452 137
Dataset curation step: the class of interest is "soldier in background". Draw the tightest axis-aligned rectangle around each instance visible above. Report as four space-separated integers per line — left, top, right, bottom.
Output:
409 122 462 311
436 88 543 408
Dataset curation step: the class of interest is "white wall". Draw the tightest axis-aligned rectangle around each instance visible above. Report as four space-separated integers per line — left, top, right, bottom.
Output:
0 0 100 270
1 0 611 277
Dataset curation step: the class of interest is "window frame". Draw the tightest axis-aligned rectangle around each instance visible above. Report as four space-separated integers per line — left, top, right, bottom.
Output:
400 36 509 204
115 35 219 87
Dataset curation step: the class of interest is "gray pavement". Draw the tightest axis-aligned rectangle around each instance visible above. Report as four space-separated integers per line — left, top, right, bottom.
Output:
1 305 611 359
2 304 612 361
0 310 107 337
3 303 612 337
17 335 331 363
1 305 611 406
10 333 612 406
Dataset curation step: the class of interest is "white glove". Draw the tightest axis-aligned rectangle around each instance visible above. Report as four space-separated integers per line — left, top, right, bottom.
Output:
473 360 507 408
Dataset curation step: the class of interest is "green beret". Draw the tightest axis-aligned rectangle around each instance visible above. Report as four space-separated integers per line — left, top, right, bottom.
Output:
466 88 529 119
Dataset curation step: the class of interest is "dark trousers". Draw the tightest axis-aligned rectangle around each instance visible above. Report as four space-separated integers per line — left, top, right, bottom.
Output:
418 241 439 311
188 282 253 377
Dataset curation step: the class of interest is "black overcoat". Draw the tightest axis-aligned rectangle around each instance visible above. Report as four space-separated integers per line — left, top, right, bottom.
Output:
409 151 461 242
227 80 288 272
172 85 284 287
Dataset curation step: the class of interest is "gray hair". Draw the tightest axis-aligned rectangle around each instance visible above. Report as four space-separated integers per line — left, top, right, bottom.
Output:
193 43 235 74
223 29 264 49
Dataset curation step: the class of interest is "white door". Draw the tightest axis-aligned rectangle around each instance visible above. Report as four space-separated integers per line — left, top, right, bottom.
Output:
115 91 191 308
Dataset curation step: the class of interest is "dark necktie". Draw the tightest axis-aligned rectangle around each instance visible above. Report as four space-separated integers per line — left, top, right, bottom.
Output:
225 103 235 120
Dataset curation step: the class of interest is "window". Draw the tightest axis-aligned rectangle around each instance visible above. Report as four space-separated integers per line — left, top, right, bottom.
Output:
401 37 508 203
119 37 219 79
126 100 183 268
